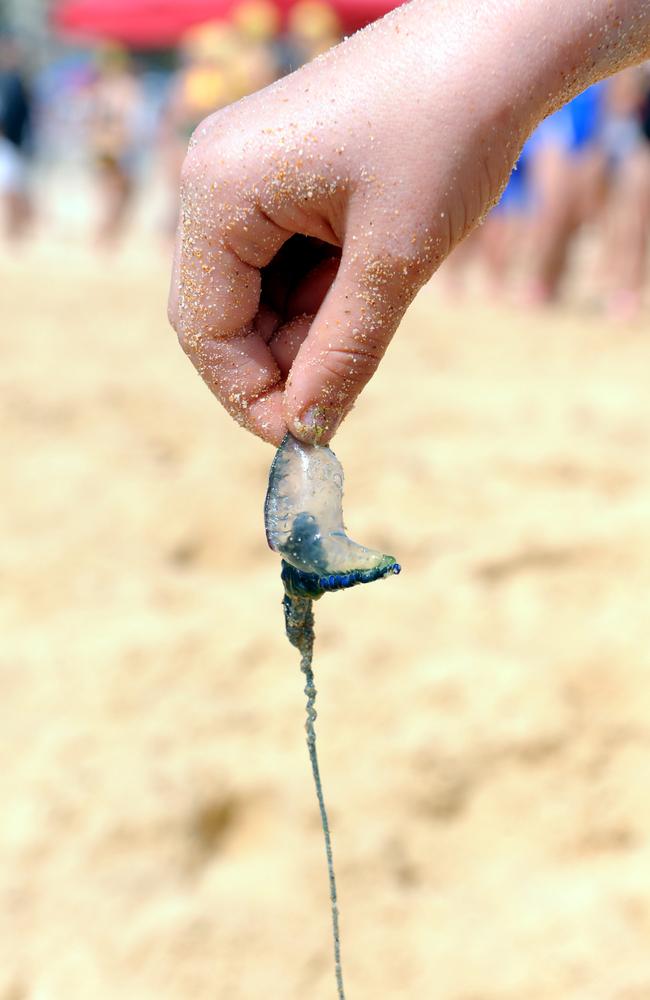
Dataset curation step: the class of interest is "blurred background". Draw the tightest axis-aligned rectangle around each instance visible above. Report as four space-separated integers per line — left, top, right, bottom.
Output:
3 2 650 998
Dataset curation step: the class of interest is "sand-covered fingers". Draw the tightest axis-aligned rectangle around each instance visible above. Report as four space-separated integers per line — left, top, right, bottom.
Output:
168 141 300 442
283 239 425 443
185 330 286 443
170 232 287 441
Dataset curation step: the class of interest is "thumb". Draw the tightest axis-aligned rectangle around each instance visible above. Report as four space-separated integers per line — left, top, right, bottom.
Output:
283 241 416 444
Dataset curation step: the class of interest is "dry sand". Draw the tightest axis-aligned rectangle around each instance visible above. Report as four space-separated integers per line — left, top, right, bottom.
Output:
2 237 650 1000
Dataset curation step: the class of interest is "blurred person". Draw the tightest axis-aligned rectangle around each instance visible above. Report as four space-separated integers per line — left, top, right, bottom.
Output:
522 83 608 305
87 45 143 247
443 86 608 305
441 144 534 301
600 65 650 321
168 0 650 447
231 0 282 94
0 33 33 241
286 0 342 68
480 144 536 299
162 23 245 237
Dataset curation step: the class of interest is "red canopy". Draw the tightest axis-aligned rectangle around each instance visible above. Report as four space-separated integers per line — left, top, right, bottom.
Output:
53 0 239 48
334 0 403 31
53 0 404 47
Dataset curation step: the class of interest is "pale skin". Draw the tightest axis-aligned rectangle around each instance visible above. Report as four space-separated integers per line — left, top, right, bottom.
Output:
168 0 650 446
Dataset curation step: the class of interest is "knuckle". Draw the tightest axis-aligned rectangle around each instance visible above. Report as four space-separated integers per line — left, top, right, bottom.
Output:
362 244 431 310
180 136 243 209
174 314 208 357
321 340 383 385
187 106 226 151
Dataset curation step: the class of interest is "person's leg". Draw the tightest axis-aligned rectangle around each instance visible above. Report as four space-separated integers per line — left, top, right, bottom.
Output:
605 146 650 321
576 147 608 224
5 189 30 239
523 142 576 303
480 211 513 298
0 138 30 242
96 158 133 247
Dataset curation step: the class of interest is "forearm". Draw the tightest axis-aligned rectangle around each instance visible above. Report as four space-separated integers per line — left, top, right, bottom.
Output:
496 0 650 127
356 0 650 143
316 0 650 230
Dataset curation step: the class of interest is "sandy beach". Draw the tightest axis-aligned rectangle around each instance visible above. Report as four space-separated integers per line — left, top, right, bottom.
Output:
3 235 650 1000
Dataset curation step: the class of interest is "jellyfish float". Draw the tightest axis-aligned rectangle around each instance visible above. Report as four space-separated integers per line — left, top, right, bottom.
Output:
264 434 400 999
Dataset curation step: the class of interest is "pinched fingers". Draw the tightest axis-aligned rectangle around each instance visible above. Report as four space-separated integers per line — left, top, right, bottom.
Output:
168 148 291 443
283 231 428 444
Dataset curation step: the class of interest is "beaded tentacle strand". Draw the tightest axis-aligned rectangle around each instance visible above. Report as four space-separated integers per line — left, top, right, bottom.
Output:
282 583 345 1000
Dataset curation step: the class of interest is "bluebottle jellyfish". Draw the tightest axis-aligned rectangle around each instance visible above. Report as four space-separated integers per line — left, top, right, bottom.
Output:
265 433 400 999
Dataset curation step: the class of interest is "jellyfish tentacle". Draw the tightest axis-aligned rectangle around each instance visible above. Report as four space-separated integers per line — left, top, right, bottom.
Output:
265 433 400 1000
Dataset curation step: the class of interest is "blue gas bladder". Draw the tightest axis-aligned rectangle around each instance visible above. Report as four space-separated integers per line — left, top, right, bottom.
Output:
264 434 400 600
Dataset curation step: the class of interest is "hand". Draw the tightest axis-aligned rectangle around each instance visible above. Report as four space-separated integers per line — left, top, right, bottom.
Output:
168 0 650 445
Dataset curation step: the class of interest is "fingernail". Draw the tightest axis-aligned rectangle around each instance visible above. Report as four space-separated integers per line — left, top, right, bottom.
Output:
294 404 341 444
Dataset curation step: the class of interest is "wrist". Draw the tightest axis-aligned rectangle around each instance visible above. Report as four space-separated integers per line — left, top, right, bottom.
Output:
387 0 650 139
462 0 650 134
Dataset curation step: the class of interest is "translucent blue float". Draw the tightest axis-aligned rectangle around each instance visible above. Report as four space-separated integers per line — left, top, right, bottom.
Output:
265 433 400 600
